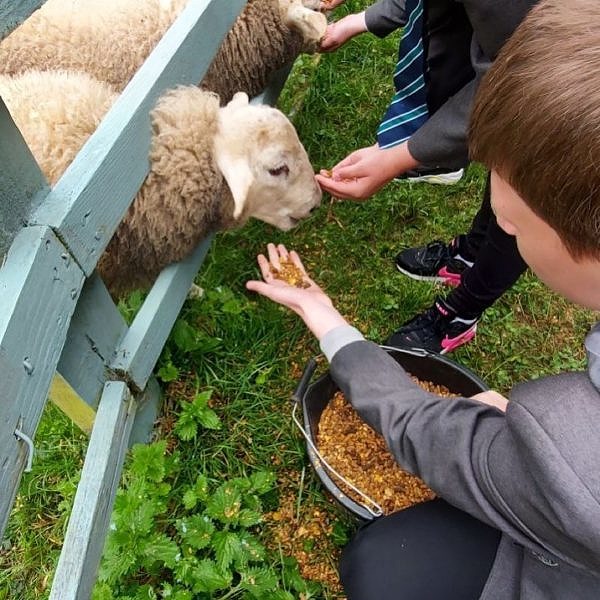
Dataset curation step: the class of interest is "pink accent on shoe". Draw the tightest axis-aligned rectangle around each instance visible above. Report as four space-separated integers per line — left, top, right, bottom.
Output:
435 301 449 316
438 266 462 287
440 323 477 354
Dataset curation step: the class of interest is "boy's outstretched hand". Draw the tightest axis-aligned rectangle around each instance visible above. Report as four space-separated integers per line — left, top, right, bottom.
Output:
246 243 348 340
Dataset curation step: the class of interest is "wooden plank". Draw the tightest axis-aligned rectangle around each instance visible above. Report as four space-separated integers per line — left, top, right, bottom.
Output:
111 236 213 391
128 376 161 446
0 99 49 256
57 273 128 410
253 64 294 107
48 373 96 434
0 225 85 536
31 0 247 276
0 0 46 41
49 381 136 600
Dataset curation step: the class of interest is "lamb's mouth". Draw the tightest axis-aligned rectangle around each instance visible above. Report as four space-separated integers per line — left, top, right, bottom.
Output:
277 216 300 231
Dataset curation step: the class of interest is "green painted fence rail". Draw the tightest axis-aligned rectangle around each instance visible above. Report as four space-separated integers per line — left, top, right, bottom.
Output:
0 1 294 597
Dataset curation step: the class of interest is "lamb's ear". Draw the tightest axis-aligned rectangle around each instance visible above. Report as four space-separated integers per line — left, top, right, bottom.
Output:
226 92 249 111
214 151 254 220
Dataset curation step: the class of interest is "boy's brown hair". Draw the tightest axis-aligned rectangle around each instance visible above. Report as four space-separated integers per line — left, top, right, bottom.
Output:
469 0 600 259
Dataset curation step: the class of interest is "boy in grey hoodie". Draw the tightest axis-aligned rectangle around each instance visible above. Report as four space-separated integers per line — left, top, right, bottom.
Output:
247 1 600 597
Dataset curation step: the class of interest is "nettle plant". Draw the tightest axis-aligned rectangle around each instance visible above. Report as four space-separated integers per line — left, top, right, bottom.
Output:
93 403 320 599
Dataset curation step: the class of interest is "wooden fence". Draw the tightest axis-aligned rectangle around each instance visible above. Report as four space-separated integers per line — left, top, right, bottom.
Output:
0 1 292 596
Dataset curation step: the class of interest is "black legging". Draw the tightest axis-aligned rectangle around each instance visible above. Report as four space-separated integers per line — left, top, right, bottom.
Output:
445 175 528 318
339 499 501 600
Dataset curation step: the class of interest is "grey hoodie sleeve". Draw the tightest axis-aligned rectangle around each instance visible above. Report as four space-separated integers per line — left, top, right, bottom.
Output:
364 0 407 37
330 340 600 570
406 48 485 168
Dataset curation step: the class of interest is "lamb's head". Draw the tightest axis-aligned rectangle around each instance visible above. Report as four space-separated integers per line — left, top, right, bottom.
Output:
279 0 327 52
214 92 321 231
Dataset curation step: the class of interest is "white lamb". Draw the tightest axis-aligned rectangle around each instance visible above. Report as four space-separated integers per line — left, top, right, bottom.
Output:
0 70 321 295
0 0 327 101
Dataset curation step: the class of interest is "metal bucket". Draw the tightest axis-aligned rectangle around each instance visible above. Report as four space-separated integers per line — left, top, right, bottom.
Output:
292 346 488 521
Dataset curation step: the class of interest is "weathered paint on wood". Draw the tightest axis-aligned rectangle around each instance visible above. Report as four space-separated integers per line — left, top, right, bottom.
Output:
253 64 294 107
48 373 96 434
0 99 49 256
0 225 85 534
57 273 128 410
112 236 213 391
128 376 161 446
31 0 247 276
0 0 46 40
49 382 136 600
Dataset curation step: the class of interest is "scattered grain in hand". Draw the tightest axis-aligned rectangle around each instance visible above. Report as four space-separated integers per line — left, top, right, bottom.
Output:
270 257 310 288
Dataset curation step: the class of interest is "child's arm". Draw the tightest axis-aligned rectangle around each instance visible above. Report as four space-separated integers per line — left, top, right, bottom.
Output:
364 0 407 36
246 245 570 560
319 0 407 53
319 11 368 52
327 337 588 561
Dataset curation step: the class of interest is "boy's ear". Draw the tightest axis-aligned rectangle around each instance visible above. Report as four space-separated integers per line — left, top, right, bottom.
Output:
214 151 254 219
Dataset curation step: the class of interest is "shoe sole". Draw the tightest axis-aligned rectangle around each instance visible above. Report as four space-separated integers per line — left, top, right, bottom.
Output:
406 169 464 185
396 264 461 287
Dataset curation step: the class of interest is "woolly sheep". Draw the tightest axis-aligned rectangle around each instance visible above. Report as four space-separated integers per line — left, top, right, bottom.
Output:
0 70 321 294
0 0 327 102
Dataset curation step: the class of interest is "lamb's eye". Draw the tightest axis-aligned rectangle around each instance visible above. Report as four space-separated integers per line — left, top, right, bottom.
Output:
268 164 289 177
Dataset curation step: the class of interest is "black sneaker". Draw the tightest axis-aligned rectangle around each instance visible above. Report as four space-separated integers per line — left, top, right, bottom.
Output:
395 239 474 287
385 297 478 354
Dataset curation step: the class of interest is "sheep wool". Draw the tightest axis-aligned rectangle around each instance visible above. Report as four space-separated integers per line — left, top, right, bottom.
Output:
0 70 228 294
99 86 233 295
0 70 321 295
0 70 117 186
0 0 188 91
0 0 326 103
200 0 307 103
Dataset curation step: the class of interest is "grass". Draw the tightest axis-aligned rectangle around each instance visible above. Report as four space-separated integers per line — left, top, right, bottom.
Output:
1 0 596 597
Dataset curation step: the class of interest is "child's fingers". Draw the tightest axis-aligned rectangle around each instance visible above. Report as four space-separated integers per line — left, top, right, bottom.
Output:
316 175 358 199
333 152 359 170
277 244 290 262
266 242 281 270
257 254 273 281
246 280 279 300
289 250 308 275
334 163 361 180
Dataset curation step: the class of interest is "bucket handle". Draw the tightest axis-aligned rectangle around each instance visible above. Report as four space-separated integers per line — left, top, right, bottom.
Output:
291 356 318 404
291 355 384 518
291 402 383 518
292 346 428 405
